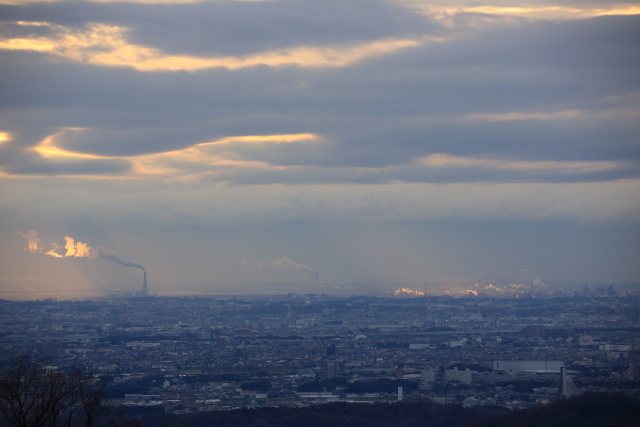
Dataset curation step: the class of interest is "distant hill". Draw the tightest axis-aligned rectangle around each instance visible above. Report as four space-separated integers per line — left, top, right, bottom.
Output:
458 392 640 427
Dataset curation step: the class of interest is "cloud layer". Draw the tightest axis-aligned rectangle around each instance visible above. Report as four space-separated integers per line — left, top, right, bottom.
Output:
1 0 638 295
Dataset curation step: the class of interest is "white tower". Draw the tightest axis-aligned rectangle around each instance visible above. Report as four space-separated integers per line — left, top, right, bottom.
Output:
558 366 570 399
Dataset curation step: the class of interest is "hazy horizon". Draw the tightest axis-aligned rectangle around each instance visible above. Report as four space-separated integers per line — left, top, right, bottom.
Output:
1 1 639 299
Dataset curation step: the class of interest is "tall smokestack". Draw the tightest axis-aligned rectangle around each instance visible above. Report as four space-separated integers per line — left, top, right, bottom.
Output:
143 271 148 296
557 366 569 399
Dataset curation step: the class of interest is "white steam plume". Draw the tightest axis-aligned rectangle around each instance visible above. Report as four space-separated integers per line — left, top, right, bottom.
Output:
18 230 144 271
17 229 41 253
268 256 313 271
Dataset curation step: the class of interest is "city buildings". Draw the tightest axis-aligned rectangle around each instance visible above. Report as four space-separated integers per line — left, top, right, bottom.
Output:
1 291 638 413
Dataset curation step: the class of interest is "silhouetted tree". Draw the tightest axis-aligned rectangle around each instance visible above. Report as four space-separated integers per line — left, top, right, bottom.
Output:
0 354 67 427
0 354 114 427
63 367 113 427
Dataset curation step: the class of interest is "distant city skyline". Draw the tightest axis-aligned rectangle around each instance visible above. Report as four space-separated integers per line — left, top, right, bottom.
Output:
1 1 639 298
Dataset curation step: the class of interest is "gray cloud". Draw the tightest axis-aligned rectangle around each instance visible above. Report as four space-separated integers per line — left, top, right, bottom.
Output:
1 9 637 181
125 0 437 56
3 157 132 176
0 0 438 54
0 1 639 292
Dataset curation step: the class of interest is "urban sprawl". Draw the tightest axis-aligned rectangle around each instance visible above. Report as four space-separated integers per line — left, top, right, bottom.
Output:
1 285 639 414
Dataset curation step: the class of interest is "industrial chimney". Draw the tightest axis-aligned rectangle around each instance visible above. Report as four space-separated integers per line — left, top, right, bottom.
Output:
143 271 148 296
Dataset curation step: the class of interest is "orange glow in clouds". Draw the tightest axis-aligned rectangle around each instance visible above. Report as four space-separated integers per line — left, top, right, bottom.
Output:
0 22 430 71
33 129 104 160
21 129 320 180
131 133 320 178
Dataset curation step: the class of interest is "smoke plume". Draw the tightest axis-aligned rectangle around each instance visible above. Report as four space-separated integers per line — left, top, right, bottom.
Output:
268 256 313 271
45 236 94 258
393 288 425 297
17 229 40 253
97 248 145 271
19 230 144 271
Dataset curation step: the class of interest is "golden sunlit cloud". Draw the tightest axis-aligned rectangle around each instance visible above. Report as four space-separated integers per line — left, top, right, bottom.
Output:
20 128 319 179
221 134 318 143
0 0 280 4
131 133 319 178
0 131 11 143
465 108 640 122
15 21 52 27
86 0 271 3
0 22 431 71
33 129 104 160
0 0 201 4
466 110 585 121
419 153 625 174
16 127 633 181
89 0 201 3
439 6 580 20
0 0 57 4
398 1 640 20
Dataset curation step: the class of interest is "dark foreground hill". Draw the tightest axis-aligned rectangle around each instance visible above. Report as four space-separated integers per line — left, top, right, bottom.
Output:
458 392 640 427
126 392 640 427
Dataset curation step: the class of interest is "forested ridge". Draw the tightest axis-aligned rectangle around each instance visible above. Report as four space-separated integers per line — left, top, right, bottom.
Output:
130 393 640 427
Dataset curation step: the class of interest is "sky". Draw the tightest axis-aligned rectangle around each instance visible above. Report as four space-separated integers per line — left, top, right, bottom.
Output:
1 0 639 298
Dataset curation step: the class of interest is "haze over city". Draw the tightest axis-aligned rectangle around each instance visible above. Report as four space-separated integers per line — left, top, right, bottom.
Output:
1 0 639 299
